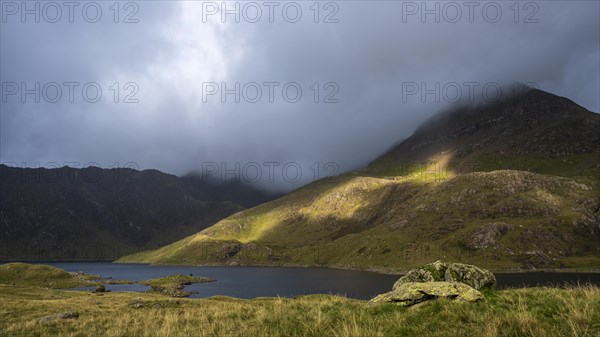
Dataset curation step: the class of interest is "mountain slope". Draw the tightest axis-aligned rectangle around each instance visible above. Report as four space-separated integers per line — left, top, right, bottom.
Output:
0 166 273 260
369 89 599 179
119 89 600 270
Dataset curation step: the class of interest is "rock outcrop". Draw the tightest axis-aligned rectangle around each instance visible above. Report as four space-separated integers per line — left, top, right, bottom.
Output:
465 222 513 250
394 261 496 290
443 263 496 290
371 261 495 306
370 282 483 306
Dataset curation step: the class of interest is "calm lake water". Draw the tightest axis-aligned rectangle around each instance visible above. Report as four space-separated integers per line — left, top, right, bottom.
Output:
43 262 600 300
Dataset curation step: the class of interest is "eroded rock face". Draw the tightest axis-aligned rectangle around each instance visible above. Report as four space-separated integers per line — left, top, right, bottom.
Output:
465 222 513 249
370 282 483 306
394 261 496 290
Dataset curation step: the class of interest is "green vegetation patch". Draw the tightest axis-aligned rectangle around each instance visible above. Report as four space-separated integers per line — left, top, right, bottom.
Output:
0 262 98 288
143 274 214 297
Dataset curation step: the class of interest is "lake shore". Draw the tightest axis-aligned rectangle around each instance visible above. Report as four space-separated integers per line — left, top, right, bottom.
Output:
112 260 600 276
2 262 599 336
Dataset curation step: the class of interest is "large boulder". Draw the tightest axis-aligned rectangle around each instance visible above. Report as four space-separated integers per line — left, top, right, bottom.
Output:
396 268 435 283
394 261 496 290
370 282 484 306
444 262 496 290
394 260 448 286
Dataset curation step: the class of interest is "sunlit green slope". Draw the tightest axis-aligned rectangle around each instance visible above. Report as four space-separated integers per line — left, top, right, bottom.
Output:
120 89 600 270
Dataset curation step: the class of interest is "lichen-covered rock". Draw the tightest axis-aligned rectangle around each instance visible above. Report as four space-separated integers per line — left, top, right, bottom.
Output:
395 268 435 284
444 263 496 290
370 282 483 306
394 261 496 290
394 261 449 289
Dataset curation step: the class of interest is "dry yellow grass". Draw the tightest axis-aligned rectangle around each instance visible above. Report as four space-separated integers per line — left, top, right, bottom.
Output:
0 284 598 337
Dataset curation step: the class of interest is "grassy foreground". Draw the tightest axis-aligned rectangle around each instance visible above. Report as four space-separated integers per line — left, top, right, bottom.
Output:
0 284 598 337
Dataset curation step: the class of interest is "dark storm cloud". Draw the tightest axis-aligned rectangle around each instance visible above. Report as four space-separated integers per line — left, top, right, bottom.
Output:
1 1 598 192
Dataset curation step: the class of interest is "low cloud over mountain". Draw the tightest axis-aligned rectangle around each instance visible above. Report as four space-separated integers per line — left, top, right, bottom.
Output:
2 1 598 192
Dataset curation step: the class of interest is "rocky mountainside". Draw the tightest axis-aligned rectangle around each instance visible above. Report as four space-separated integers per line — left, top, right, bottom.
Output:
372 88 599 178
0 165 273 260
120 88 600 271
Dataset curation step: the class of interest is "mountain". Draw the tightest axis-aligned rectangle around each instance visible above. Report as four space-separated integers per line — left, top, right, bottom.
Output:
0 165 274 261
370 88 599 178
180 173 281 208
119 88 600 270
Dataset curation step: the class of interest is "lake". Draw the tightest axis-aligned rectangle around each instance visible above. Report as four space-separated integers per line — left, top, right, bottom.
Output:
44 262 600 300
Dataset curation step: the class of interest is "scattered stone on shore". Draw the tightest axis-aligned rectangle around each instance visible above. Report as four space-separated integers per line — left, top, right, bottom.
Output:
129 299 145 308
38 311 79 322
149 286 191 298
370 282 484 306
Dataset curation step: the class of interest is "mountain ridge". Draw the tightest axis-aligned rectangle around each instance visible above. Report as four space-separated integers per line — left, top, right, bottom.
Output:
0 165 275 261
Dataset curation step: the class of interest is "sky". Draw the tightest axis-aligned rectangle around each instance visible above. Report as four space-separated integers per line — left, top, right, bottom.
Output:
1 0 599 192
